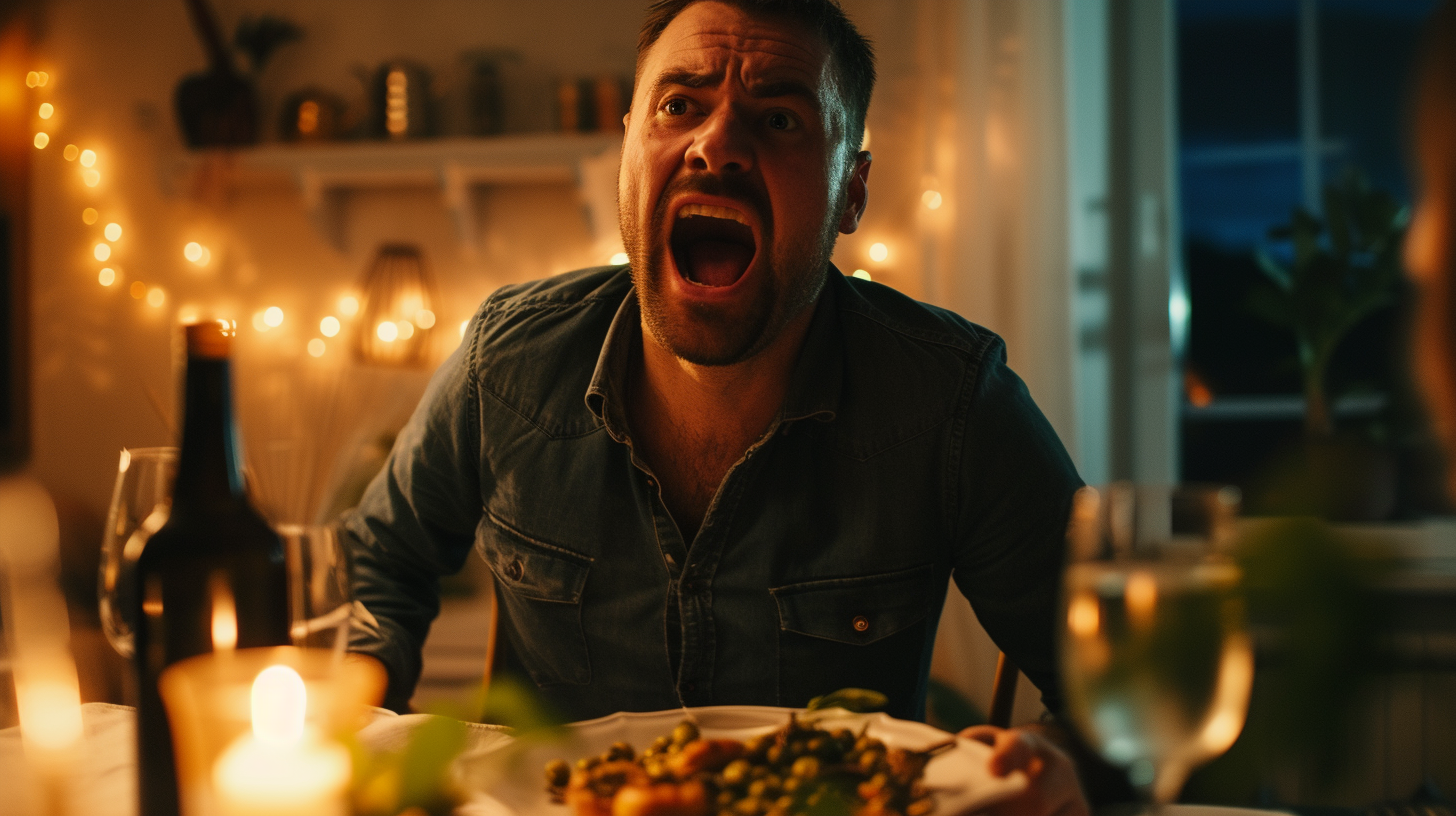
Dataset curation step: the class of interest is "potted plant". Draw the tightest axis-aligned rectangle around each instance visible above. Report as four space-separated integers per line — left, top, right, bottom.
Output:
1246 171 1407 519
1250 170 1407 437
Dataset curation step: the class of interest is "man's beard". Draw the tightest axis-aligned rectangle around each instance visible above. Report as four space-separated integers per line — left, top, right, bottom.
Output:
621 173 840 367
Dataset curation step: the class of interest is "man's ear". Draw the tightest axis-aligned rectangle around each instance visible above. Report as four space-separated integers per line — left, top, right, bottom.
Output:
623 110 631 129
838 151 873 234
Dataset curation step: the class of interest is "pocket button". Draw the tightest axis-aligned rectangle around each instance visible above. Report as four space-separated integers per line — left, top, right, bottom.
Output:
505 559 524 581
852 615 870 633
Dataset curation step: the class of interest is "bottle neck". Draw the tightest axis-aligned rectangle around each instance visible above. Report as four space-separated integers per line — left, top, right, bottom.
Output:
172 356 247 509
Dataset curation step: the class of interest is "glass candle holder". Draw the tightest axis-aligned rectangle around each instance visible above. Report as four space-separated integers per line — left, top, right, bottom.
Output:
159 646 384 816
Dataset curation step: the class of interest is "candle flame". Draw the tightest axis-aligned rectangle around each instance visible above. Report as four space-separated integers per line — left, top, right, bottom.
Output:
251 665 307 745
211 573 237 652
16 677 82 752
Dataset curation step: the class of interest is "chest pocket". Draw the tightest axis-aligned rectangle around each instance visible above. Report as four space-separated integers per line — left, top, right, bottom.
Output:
770 564 937 717
477 511 593 686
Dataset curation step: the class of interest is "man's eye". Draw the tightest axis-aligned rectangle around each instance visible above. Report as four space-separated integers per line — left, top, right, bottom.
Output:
767 111 798 131
665 99 689 116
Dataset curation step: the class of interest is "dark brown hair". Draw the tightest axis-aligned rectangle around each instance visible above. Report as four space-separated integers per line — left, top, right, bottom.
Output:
635 0 876 150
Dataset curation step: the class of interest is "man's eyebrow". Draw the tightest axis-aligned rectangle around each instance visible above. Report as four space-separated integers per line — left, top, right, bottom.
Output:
649 69 718 100
648 70 821 110
747 79 820 109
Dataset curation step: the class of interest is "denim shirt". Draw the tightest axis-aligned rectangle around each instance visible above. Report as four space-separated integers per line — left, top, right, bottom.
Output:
343 265 1081 721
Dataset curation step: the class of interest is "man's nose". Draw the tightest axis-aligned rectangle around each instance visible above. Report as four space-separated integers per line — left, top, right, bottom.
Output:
684 105 754 175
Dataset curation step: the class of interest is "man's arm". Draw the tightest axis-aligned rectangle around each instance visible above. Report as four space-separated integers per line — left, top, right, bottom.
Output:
948 339 1079 716
946 340 1115 813
341 310 490 711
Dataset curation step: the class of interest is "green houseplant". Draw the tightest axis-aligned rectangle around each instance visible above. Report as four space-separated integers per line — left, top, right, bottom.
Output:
1250 171 1407 437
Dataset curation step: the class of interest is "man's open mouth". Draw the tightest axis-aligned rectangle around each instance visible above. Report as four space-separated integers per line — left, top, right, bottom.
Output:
670 204 758 288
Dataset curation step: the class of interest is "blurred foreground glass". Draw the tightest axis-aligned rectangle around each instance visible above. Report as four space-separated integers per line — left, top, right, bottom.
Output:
1060 483 1253 806
98 447 178 658
278 524 353 654
160 646 383 816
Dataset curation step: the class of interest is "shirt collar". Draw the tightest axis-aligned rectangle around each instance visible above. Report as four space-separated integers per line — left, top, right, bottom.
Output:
584 270 846 438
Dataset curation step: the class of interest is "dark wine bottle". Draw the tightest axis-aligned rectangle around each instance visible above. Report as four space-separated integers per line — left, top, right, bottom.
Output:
131 320 290 816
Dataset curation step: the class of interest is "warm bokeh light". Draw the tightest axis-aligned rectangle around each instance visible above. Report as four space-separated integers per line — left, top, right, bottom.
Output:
610 252 629 265
415 309 436 329
81 207 97 224
63 144 78 162
16 680 82 752
252 312 269 332
98 267 115 287
82 169 100 187
338 295 359 317
33 132 48 149
1125 571 1158 628
79 149 96 167
376 321 399 342
1068 591 1100 637
198 246 212 265
459 320 469 338
129 281 145 299
319 316 340 337
104 222 122 241
93 243 110 261
922 190 943 210
307 338 326 357
25 71 40 88
178 307 199 324
183 242 206 264
38 103 53 119
263 306 284 328
146 287 166 307
868 242 889 263
397 320 415 340
852 269 872 281
36 71 48 87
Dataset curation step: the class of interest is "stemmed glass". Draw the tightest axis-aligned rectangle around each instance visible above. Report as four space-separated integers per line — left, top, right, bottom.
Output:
99 450 355 665
277 523 354 657
1060 483 1254 806
98 447 178 660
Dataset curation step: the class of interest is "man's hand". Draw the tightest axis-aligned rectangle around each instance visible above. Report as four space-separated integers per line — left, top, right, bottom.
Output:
959 725 1091 816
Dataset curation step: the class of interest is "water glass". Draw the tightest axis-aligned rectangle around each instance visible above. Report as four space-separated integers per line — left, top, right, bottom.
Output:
278 524 353 656
1060 483 1253 805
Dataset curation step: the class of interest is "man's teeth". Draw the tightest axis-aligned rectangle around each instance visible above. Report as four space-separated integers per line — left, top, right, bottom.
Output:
677 204 749 225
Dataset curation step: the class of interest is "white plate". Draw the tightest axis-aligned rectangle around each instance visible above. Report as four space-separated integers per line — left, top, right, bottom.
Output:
455 706 1028 816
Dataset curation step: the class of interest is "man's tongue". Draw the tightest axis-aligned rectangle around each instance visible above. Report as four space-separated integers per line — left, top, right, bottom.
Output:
684 239 753 287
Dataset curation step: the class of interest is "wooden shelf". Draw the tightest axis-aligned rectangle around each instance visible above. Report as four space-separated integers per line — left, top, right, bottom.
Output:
176 132 624 254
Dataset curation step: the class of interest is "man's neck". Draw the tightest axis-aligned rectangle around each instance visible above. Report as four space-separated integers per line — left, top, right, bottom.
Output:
628 304 817 541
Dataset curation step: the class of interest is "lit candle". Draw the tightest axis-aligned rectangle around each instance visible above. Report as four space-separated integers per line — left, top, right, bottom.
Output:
212 664 350 816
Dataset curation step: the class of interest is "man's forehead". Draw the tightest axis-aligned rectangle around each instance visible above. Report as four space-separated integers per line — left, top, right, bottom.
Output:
643 2 830 82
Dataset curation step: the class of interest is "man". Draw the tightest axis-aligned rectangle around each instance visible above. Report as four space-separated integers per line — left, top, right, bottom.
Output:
345 2 1090 813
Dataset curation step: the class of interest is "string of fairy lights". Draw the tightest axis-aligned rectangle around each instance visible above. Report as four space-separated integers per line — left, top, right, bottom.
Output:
25 70 926 356
24 68 458 361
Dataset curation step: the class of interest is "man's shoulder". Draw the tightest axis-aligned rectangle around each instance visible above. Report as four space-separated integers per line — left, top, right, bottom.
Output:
461 266 628 438
479 265 631 319
833 274 1005 369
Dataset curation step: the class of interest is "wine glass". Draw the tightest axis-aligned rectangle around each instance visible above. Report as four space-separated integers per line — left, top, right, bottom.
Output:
98 447 178 659
1060 483 1253 806
278 523 354 657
